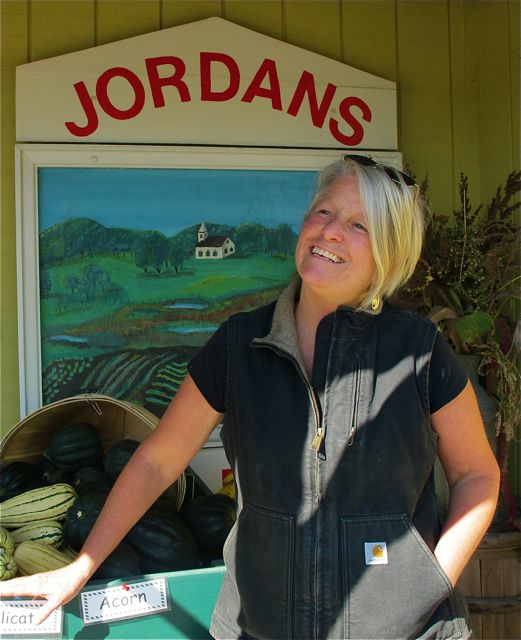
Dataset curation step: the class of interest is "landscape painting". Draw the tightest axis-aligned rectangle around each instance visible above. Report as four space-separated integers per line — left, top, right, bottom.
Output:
37 164 318 416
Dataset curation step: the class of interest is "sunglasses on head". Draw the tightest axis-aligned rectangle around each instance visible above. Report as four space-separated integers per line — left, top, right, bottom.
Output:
342 154 417 188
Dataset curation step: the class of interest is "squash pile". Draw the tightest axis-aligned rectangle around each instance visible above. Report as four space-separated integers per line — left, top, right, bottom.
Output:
0 422 236 581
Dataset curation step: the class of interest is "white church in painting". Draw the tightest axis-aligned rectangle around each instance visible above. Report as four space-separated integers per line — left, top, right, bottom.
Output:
195 222 236 259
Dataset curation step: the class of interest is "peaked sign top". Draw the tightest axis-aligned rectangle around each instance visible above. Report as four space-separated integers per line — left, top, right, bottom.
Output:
16 17 396 148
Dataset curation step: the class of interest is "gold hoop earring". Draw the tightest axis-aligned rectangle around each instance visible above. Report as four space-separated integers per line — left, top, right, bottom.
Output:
371 296 381 311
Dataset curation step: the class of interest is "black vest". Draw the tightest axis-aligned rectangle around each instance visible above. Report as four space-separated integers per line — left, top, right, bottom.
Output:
211 283 471 640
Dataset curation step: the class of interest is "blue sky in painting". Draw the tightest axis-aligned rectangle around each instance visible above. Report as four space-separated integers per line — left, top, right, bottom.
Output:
38 167 318 236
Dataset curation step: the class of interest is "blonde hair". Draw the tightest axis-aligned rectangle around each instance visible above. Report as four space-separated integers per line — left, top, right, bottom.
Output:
305 158 426 311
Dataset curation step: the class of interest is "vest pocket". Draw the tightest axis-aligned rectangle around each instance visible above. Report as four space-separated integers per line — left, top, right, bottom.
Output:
341 514 455 639
218 502 295 639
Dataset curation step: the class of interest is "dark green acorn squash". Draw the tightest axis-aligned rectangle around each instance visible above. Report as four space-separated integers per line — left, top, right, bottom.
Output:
72 467 113 496
103 439 140 481
146 494 178 517
44 423 104 471
125 511 202 573
92 541 141 580
39 457 72 485
0 461 47 501
64 491 107 552
181 493 236 552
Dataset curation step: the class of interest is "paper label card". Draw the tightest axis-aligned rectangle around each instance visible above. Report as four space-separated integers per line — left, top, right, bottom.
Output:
80 578 170 625
0 600 63 638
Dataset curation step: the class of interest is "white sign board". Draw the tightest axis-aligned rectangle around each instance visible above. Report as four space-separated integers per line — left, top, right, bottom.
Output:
16 17 396 149
0 600 63 637
80 577 170 625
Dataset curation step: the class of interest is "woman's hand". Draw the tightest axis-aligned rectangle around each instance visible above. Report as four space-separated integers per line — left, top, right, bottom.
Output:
0 556 93 624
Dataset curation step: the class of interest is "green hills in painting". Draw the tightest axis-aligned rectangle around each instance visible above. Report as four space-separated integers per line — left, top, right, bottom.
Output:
39 217 297 414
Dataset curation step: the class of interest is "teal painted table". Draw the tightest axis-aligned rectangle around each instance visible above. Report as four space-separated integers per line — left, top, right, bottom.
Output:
63 566 225 639
2 566 225 640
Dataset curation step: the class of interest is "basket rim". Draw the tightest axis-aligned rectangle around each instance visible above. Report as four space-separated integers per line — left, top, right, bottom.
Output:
1 393 159 451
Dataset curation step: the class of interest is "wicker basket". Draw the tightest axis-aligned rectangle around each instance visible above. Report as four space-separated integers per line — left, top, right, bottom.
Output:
0 394 186 509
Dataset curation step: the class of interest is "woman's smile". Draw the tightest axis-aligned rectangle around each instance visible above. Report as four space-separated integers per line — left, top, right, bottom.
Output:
311 245 345 263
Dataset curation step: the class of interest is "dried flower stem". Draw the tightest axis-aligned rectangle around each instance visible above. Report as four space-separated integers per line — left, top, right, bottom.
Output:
458 187 468 284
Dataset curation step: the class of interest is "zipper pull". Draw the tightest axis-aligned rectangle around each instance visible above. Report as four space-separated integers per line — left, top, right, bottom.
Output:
310 427 324 452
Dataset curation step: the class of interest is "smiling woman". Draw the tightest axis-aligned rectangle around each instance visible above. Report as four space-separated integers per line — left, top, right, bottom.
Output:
0 156 499 640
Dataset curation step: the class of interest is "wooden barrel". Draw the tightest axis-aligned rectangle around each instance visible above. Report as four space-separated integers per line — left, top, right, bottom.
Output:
458 531 521 640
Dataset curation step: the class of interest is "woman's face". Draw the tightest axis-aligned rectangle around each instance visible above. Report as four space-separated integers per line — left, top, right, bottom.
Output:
295 174 376 308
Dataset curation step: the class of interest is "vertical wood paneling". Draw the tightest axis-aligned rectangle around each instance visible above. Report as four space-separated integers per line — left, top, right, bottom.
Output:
508 0 520 171
284 0 342 61
96 0 161 45
1 0 28 430
467 1 514 202
506 0 519 500
30 0 95 60
396 0 454 214
507 0 520 506
162 0 222 28
341 0 397 81
447 0 480 201
223 0 283 41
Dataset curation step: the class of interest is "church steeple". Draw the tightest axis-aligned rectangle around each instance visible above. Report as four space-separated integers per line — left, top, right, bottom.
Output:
198 222 208 243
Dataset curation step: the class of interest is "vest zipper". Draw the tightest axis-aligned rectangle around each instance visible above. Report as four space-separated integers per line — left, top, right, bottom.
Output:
346 359 362 445
252 340 324 638
251 342 323 453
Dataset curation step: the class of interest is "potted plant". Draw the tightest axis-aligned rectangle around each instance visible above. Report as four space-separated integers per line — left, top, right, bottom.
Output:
395 169 521 530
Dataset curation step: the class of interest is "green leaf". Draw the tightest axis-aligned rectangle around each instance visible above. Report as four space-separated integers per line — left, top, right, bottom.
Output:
455 311 494 344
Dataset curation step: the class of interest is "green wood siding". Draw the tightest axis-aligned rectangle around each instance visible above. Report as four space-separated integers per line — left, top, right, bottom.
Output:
397 0 455 209
96 0 161 45
341 1 397 82
1 0 28 437
29 0 95 59
162 0 222 29
471 0 519 195
1 0 519 490
448 0 480 199
285 0 342 60
223 0 284 40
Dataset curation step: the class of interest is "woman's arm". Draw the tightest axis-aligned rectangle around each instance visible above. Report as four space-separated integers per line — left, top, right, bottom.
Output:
431 381 500 587
0 374 223 622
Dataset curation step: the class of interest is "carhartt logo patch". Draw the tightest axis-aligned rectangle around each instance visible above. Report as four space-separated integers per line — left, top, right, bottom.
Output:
364 542 388 565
